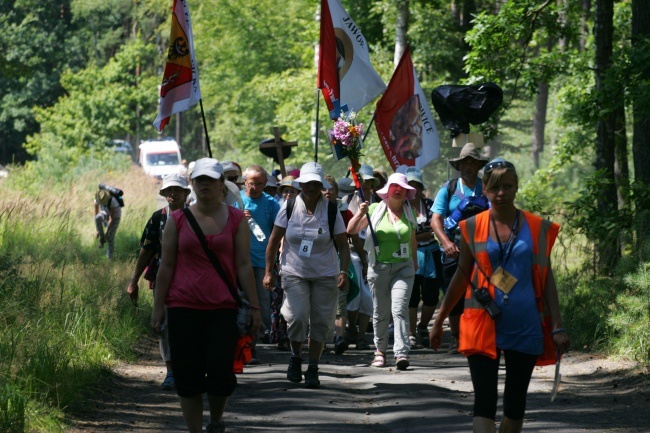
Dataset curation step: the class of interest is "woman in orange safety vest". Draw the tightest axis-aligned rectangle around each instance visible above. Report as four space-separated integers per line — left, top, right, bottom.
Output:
430 158 570 433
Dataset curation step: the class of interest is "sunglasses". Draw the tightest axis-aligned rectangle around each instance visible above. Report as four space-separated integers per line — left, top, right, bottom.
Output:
484 160 515 173
226 176 239 182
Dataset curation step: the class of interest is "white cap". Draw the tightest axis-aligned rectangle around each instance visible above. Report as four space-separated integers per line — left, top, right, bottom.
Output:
292 162 331 189
190 158 223 180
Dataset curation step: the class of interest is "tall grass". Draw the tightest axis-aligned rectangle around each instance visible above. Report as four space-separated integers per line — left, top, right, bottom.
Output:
0 164 161 431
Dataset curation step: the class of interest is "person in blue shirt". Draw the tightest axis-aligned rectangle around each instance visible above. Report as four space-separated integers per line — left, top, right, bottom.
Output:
430 143 488 354
237 165 280 357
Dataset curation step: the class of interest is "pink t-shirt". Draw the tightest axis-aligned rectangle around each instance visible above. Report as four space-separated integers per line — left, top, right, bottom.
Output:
166 207 244 310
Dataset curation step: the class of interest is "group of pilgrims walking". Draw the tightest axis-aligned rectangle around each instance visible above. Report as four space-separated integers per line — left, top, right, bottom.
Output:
121 143 569 433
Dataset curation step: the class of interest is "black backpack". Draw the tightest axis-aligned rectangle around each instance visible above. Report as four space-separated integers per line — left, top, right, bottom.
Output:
99 183 124 207
286 198 337 242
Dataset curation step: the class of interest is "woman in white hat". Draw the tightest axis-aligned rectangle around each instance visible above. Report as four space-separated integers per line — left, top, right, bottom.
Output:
152 158 262 433
263 162 350 389
347 173 419 370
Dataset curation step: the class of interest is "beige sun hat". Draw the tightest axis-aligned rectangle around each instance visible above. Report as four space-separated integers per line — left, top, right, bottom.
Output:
448 143 489 171
159 173 191 197
277 176 300 194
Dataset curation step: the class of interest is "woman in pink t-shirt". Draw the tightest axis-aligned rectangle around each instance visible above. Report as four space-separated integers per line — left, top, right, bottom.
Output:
152 158 261 433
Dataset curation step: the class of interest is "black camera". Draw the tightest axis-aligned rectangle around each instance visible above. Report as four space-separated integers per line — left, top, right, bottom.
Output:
473 288 501 319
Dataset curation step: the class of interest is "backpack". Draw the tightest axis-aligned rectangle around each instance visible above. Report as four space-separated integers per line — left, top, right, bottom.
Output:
99 183 124 207
286 198 337 242
443 177 488 231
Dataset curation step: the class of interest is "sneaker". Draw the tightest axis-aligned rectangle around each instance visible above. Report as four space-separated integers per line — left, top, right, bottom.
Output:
304 365 320 389
395 356 410 371
409 335 418 349
448 336 460 354
287 356 303 383
418 325 430 348
160 372 175 390
334 336 349 355
277 338 289 351
206 418 226 433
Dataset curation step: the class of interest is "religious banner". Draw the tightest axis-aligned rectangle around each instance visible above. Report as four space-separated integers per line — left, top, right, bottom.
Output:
318 0 385 119
153 0 202 131
374 46 440 170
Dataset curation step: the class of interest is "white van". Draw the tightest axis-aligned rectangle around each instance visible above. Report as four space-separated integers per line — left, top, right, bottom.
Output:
139 138 186 180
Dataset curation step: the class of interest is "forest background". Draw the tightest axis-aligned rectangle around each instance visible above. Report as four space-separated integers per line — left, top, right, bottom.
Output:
0 0 648 431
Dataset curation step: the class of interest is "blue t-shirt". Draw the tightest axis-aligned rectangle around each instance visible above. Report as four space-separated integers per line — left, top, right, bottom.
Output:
433 178 483 217
433 178 483 241
487 219 543 355
237 192 280 268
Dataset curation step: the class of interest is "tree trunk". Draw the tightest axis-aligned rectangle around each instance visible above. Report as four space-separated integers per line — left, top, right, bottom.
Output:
394 0 409 67
531 81 548 168
581 0 591 52
461 0 476 31
631 0 650 247
594 0 618 273
614 107 629 210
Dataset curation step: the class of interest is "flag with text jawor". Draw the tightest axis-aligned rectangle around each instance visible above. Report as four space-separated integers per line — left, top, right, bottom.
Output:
374 47 440 170
318 0 385 119
153 0 202 132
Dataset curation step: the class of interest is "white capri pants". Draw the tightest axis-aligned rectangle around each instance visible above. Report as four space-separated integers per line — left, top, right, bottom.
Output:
280 273 339 343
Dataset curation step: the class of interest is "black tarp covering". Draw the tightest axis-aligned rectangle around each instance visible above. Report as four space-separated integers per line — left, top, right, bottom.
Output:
430 83 503 138
259 137 292 163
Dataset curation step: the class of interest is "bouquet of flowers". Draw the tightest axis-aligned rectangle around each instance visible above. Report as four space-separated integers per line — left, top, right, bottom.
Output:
329 111 364 169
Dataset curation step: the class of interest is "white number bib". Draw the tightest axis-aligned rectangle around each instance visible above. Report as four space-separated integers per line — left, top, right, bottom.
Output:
299 239 314 257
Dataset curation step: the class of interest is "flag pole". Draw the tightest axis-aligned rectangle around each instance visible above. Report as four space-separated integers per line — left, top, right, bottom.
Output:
314 89 320 162
199 99 212 158
362 113 376 142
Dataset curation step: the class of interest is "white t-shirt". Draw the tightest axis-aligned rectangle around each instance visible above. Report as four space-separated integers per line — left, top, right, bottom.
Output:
274 195 346 278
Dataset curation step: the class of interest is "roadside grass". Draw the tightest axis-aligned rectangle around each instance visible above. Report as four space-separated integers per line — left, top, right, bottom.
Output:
0 164 159 431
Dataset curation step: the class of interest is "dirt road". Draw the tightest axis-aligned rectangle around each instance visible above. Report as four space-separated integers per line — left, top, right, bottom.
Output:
68 330 648 433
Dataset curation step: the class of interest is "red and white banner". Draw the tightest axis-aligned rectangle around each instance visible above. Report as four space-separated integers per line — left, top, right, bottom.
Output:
153 0 202 131
374 47 440 170
318 0 385 119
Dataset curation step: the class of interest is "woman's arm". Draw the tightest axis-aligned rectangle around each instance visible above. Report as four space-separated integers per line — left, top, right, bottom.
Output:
346 201 370 235
544 263 570 354
235 218 262 336
334 232 350 290
263 225 286 290
430 235 474 350
431 213 458 258
151 215 178 334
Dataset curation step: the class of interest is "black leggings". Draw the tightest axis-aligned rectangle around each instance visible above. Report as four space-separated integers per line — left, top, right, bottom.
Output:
168 307 238 397
467 350 538 420
408 275 441 308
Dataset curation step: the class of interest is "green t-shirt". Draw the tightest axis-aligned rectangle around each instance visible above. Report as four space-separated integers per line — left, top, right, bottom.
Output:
369 203 415 263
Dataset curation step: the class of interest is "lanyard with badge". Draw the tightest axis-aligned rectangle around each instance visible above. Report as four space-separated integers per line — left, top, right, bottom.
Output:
489 210 520 305
387 207 410 258
298 200 325 258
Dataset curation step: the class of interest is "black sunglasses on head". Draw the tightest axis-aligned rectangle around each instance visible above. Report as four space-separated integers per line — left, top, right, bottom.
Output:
484 160 515 173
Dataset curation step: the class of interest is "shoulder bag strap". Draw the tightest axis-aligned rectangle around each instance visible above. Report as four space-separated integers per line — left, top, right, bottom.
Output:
182 208 243 306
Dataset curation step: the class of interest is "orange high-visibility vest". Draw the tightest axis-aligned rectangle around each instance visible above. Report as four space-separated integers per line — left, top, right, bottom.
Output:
458 210 560 366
